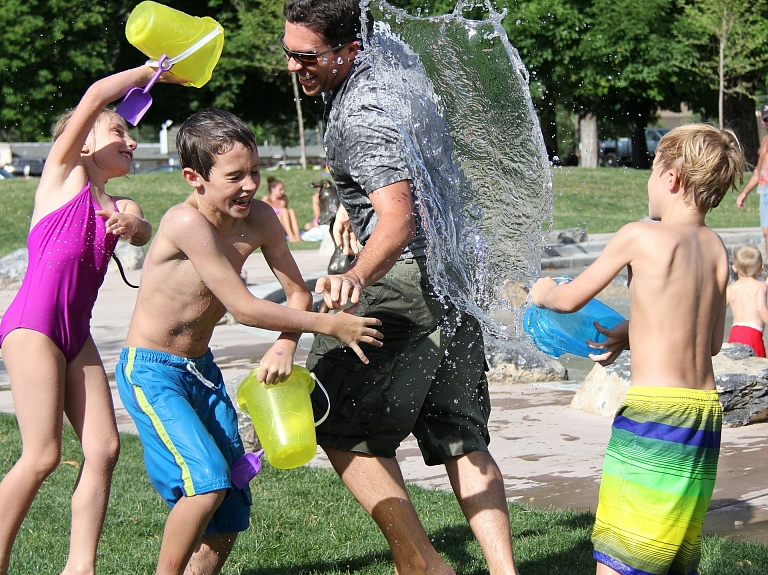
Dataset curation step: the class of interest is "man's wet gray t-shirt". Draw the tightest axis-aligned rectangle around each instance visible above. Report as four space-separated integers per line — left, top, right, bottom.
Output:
323 54 427 259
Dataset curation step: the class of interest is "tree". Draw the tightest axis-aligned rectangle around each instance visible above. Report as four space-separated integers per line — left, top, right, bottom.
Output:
502 0 592 163
576 0 682 168
673 0 768 129
0 0 126 140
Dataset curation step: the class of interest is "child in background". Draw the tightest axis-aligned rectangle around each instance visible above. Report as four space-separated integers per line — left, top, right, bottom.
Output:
116 110 382 575
726 244 768 357
736 137 768 256
262 175 302 242
0 65 181 574
531 123 744 575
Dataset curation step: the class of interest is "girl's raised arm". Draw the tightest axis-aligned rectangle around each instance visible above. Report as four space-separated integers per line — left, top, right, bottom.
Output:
44 66 182 181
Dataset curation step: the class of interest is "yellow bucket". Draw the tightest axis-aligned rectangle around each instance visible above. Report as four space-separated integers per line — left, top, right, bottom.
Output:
125 1 224 88
237 366 329 470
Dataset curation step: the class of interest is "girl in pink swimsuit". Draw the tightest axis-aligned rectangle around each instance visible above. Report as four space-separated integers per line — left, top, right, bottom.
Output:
0 65 181 574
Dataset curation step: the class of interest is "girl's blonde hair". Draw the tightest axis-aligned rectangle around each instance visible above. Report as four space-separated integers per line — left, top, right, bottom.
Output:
654 123 745 212
51 107 117 141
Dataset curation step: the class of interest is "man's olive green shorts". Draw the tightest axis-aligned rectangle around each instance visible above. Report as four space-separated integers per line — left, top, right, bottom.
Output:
307 256 491 465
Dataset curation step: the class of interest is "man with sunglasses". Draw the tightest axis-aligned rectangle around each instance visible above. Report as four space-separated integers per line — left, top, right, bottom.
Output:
736 103 768 255
282 0 521 573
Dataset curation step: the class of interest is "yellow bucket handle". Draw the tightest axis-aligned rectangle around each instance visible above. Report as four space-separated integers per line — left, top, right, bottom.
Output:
145 27 222 68
310 372 331 427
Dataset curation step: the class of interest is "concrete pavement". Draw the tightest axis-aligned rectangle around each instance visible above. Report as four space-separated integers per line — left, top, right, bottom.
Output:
0 238 767 543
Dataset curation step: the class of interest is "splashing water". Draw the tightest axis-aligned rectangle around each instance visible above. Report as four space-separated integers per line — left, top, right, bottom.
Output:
362 0 552 337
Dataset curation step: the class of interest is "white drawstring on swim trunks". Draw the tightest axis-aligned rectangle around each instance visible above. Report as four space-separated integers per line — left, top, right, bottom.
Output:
186 361 218 390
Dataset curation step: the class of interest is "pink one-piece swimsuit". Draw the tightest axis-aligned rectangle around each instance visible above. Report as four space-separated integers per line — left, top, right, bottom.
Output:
0 182 118 362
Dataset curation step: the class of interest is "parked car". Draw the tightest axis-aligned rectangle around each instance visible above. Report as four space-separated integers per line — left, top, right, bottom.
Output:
0 167 16 179
4 157 45 177
599 128 670 167
140 163 183 174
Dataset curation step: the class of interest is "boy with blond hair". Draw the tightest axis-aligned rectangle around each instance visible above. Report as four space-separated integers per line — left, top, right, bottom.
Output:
531 123 744 575
726 244 768 357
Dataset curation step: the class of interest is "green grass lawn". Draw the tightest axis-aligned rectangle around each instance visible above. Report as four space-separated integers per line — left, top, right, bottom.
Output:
2 412 767 574
0 166 757 258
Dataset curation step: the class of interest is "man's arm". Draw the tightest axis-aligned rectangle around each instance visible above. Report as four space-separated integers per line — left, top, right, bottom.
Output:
316 180 416 309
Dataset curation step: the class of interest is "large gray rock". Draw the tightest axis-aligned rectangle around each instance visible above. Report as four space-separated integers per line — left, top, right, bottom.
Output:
570 343 768 427
0 248 28 289
113 240 145 270
714 344 768 427
484 336 568 384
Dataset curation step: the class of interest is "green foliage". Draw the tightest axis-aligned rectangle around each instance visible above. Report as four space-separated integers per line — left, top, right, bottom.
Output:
0 0 125 140
673 0 768 106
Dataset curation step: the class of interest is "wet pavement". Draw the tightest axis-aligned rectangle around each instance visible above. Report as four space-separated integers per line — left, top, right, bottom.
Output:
0 246 767 544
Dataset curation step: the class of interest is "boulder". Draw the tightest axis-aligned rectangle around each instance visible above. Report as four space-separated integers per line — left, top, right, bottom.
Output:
713 344 768 427
0 248 27 289
570 343 768 427
113 240 145 270
484 336 568 384
569 352 630 417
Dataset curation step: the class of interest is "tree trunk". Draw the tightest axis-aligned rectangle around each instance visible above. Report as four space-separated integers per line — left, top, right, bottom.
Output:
578 114 598 168
724 92 760 167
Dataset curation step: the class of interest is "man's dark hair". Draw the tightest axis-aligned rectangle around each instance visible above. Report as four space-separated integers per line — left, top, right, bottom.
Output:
176 109 256 180
283 0 371 47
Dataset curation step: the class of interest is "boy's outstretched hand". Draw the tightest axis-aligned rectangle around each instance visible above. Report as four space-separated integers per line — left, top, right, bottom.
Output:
329 312 383 364
587 320 629 366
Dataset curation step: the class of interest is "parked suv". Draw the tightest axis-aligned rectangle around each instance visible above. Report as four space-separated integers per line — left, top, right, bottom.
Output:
599 128 669 167
4 157 45 177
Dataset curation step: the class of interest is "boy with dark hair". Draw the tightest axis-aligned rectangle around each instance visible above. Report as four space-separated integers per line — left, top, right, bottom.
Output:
116 109 382 575
531 123 744 575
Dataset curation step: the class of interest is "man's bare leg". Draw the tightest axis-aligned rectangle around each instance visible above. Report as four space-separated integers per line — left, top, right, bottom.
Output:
444 451 520 575
156 490 226 575
183 533 238 575
324 446 454 575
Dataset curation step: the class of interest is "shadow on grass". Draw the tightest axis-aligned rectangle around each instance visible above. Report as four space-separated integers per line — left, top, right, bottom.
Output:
238 506 596 574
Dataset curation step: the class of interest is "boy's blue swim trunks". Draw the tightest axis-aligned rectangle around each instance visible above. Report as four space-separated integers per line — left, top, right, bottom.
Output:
116 347 251 534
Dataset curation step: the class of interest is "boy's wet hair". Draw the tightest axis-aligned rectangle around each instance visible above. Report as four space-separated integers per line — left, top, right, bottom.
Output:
654 123 745 213
284 0 373 47
176 109 256 180
733 244 763 278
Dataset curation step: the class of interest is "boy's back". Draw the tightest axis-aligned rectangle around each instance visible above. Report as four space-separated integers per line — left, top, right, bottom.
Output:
620 221 728 389
727 275 768 328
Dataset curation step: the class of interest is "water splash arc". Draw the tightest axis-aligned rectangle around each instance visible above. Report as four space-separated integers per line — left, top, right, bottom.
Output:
361 0 553 337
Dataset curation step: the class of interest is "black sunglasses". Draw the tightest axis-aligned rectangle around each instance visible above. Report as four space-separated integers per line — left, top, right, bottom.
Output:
279 34 351 65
